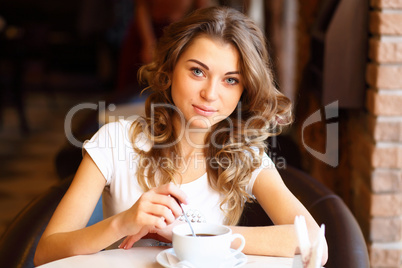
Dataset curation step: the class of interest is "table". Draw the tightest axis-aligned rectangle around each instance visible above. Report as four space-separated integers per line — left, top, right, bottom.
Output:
37 247 296 268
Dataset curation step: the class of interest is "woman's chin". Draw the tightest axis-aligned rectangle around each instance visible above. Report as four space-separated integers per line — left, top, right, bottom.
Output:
188 120 213 130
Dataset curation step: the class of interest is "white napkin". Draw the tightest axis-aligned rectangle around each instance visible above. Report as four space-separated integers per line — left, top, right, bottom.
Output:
165 251 196 268
292 215 325 268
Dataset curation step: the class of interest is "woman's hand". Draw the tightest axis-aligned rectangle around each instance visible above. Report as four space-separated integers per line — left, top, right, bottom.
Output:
119 219 184 249
118 183 187 247
143 219 184 242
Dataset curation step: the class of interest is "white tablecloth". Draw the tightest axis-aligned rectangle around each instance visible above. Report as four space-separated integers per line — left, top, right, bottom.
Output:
38 247 295 268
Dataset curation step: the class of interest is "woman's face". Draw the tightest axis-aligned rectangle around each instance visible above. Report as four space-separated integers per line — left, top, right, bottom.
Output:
171 35 244 130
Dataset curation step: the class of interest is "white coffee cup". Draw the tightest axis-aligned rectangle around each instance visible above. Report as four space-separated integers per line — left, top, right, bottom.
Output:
172 223 246 267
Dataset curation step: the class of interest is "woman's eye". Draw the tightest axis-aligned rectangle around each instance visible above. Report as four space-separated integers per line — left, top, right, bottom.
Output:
226 77 239 85
191 68 204 77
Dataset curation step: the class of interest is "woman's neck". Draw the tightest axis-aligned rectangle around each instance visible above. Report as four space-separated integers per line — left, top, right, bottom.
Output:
171 115 209 183
172 115 208 159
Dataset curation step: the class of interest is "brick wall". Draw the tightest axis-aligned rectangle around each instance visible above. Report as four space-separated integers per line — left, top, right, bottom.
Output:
360 0 402 266
289 0 402 265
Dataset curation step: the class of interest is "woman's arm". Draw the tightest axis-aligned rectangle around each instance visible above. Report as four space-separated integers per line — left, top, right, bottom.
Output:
34 153 187 266
34 153 118 265
230 167 328 264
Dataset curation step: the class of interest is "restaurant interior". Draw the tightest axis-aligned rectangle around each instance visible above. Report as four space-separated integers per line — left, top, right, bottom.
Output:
0 0 401 267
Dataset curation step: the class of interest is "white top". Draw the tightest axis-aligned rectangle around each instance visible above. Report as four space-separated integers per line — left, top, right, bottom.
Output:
83 119 274 224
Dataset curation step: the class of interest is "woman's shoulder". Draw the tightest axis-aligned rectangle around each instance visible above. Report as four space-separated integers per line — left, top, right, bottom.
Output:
116 118 152 152
90 118 152 153
84 119 131 148
106 118 136 129
100 118 142 136
86 118 148 148
84 118 152 162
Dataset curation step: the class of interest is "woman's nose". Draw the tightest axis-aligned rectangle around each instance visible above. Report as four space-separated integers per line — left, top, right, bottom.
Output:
200 81 218 101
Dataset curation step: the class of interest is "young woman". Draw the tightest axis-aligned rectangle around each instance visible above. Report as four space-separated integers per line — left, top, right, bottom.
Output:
35 6 328 266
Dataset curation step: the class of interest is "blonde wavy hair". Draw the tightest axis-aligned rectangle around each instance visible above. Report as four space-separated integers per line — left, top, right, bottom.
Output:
131 6 292 225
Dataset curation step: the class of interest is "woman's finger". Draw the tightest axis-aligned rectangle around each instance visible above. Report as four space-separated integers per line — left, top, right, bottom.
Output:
123 183 187 237
153 183 188 205
140 184 186 218
119 227 149 249
138 199 176 224
151 194 183 219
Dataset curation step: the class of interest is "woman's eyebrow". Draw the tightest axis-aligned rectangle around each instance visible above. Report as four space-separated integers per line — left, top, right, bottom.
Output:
188 59 209 70
225 71 240 75
187 59 240 75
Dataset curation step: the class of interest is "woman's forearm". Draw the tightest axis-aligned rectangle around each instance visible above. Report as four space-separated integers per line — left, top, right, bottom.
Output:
34 213 125 266
230 225 328 265
230 225 298 257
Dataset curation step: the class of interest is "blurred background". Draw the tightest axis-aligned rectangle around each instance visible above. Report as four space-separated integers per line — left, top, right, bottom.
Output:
0 0 113 236
1 1 399 266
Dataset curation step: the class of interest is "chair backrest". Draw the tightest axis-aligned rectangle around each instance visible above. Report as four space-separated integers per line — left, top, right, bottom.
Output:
282 166 370 267
0 176 105 268
0 177 73 268
239 165 370 268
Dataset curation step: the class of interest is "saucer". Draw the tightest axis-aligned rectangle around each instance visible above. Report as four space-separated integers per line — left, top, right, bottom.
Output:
156 248 247 268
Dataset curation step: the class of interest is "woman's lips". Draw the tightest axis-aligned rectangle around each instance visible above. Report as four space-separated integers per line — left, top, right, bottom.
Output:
192 104 217 116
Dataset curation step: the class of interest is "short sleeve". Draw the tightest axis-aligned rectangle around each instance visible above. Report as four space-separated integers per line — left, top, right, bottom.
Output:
245 152 275 197
82 124 116 184
83 120 134 184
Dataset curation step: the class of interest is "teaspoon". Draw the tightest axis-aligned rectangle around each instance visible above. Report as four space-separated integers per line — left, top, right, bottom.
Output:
173 196 196 237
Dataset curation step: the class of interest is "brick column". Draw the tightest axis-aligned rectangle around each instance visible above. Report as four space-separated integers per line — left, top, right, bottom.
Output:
362 0 402 267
